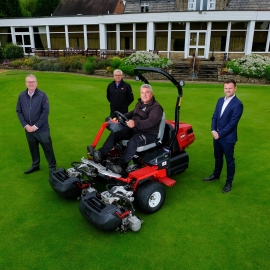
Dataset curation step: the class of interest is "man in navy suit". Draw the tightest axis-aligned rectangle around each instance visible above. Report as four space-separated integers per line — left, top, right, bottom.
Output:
204 79 243 193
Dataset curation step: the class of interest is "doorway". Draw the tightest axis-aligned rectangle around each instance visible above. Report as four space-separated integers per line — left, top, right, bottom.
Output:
14 27 33 55
188 31 206 58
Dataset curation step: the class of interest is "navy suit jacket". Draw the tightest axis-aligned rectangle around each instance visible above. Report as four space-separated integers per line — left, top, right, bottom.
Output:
211 95 243 143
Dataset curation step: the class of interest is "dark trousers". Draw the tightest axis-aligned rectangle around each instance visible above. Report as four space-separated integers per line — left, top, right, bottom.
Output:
25 131 56 169
99 126 156 166
213 139 235 184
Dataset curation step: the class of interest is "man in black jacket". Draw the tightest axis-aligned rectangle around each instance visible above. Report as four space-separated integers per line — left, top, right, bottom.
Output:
16 74 56 174
92 84 163 175
107 69 134 118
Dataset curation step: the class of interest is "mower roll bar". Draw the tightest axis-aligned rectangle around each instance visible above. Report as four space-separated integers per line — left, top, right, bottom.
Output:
134 67 184 151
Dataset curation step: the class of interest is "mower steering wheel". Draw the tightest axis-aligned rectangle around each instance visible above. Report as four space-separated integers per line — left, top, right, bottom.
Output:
114 111 129 127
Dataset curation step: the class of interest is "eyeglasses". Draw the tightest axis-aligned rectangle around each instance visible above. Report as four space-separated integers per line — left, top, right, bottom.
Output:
26 81 37 84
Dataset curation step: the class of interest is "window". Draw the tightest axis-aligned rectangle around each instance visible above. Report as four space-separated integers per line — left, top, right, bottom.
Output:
141 3 149 12
107 25 116 50
0 27 12 47
190 22 207 30
68 25 84 49
208 0 216 10
171 23 186 51
252 22 270 52
136 23 147 50
87 25 99 49
49 26 65 49
154 23 168 51
120 24 133 50
229 22 247 52
188 0 195 10
33 27 47 49
210 22 228 52
188 0 216 11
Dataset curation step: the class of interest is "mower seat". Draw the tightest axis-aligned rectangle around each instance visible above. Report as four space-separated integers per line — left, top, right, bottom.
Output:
122 112 165 152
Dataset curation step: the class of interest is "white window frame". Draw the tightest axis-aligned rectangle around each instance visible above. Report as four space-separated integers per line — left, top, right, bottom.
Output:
141 3 149 13
208 0 216 10
188 0 196 11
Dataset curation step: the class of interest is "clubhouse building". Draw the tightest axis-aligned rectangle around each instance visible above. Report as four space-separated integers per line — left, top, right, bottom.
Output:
0 0 270 60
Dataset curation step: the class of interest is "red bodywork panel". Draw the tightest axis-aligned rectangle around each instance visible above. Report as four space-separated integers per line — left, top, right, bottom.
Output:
166 120 195 151
118 166 176 188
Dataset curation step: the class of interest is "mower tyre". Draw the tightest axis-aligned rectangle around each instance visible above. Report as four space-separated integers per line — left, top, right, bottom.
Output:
135 181 166 214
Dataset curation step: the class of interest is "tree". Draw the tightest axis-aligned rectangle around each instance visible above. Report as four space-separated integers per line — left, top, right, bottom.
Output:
20 0 37 17
0 0 22 17
35 0 60 17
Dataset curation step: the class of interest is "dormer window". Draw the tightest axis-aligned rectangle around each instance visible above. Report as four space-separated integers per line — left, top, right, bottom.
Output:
188 0 195 10
188 0 216 11
141 3 149 12
208 0 216 10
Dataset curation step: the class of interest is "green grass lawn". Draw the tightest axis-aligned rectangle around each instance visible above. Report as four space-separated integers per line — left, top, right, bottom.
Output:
0 70 270 270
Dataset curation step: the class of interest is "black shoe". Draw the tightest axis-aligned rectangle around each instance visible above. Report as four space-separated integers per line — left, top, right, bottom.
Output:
87 145 102 163
121 171 128 178
87 145 94 156
203 174 220 182
107 163 122 174
222 183 232 193
24 166 40 174
93 150 103 163
49 167 56 174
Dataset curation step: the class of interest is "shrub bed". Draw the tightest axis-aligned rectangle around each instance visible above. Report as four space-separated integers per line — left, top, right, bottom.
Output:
226 54 270 81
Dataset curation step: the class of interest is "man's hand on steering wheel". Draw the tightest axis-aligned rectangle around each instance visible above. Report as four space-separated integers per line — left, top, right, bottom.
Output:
114 111 129 127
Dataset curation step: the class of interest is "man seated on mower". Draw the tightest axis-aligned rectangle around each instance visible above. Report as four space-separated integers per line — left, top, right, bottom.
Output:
91 83 163 175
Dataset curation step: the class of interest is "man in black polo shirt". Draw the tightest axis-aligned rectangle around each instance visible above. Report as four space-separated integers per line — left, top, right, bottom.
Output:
107 69 134 118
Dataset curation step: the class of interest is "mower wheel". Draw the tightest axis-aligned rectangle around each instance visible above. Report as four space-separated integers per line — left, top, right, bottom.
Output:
135 181 166 214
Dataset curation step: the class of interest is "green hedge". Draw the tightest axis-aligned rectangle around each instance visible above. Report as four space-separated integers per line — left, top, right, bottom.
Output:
3 43 24 60
265 66 270 81
0 47 4 61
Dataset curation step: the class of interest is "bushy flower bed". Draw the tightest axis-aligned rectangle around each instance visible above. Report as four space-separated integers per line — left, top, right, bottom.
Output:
2 52 270 82
124 51 172 69
119 51 173 76
226 54 270 80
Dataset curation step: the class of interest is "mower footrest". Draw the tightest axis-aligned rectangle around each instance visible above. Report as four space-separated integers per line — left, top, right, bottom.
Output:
81 158 121 178
159 176 176 187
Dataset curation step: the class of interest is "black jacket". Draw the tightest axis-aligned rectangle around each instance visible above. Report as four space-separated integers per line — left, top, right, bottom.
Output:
16 88 50 133
125 96 163 135
107 80 134 116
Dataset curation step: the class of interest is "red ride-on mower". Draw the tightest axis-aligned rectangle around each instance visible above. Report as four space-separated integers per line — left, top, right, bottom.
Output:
50 67 195 233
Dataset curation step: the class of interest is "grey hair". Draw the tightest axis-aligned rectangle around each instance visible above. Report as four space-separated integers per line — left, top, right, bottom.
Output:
26 74 37 81
113 69 123 75
140 84 153 93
